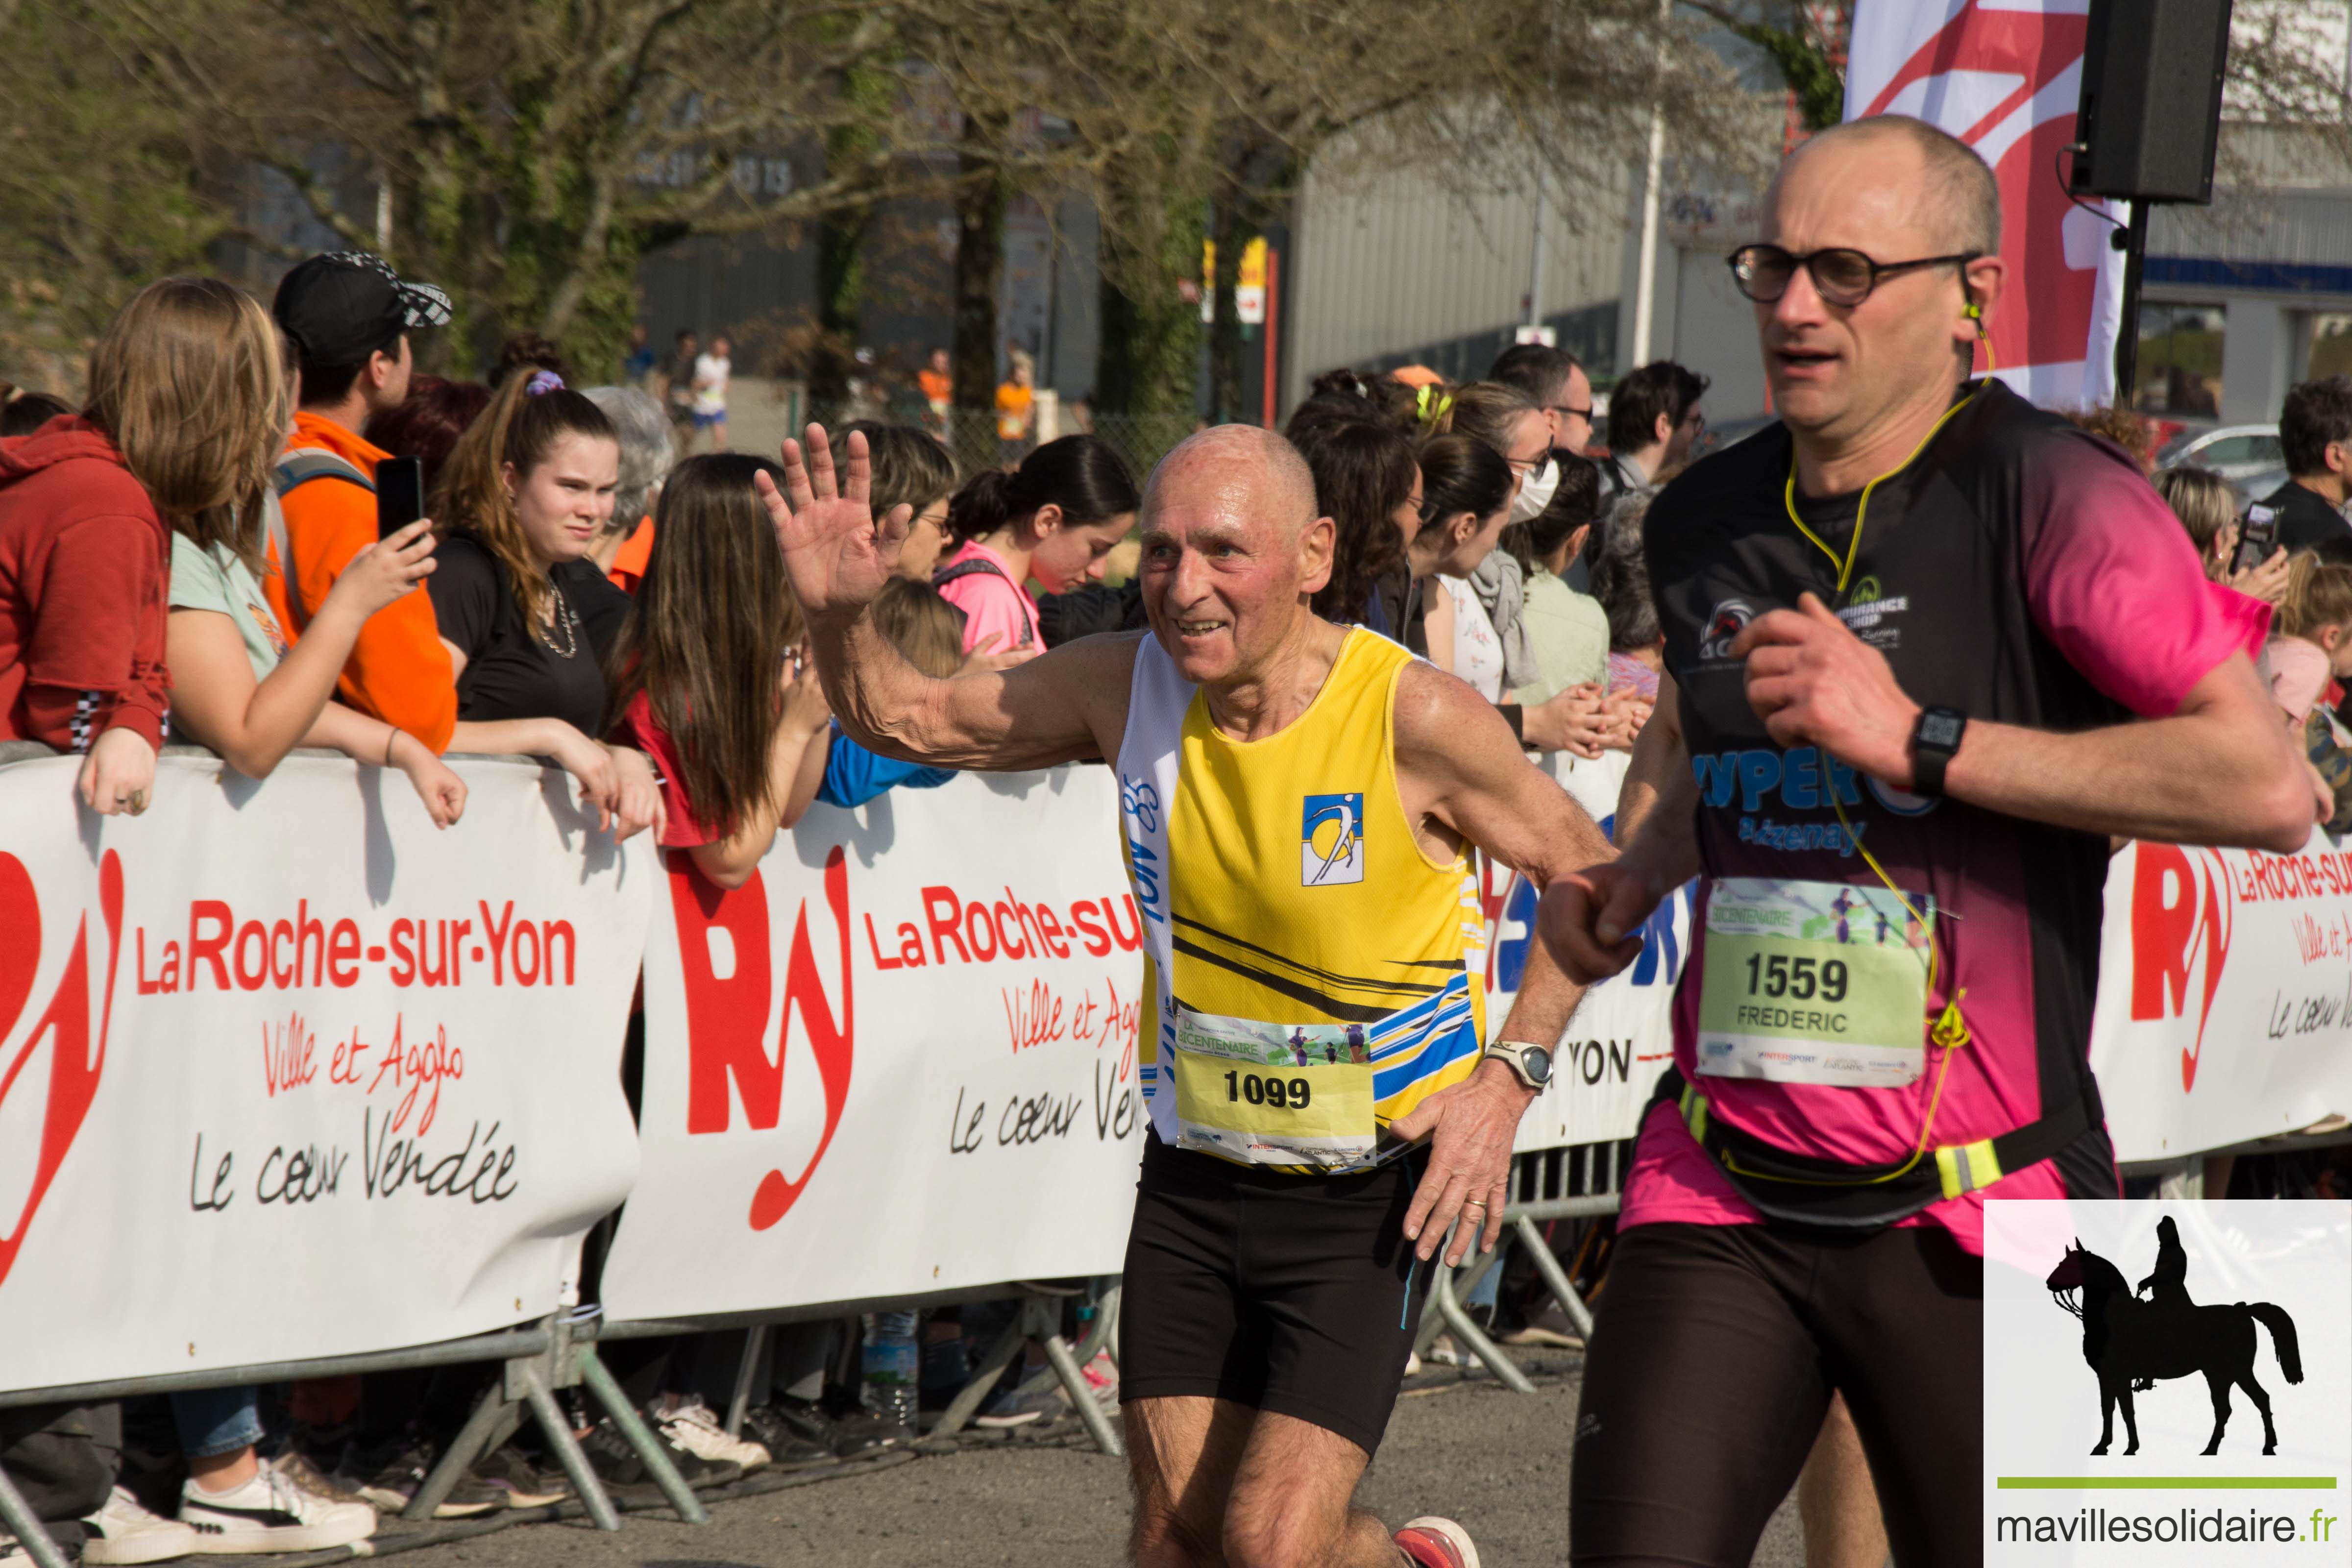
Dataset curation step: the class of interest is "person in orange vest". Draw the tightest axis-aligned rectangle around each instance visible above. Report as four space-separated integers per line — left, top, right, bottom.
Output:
266 253 459 756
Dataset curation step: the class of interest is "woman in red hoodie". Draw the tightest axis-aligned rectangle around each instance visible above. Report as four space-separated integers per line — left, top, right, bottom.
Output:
0 279 217 814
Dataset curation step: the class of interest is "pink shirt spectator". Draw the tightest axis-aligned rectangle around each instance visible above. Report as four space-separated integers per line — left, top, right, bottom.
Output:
932 539 1038 655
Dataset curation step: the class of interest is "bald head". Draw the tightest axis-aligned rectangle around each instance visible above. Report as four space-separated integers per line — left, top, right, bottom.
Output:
1776 115 2000 257
1135 423 1337 687
1144 423 1319 540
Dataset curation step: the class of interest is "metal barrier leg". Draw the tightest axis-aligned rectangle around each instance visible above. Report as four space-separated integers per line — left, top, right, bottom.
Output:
574 1347 708 1525
1069 1285 1117 1367
1095 1285 1122 1371
1031 1300 1124 1459
1413 1241 1504 1357
1430 1262 1537 1395
724 1323 769 1439
1512 1213 1595 1344
404 1375 510 1522
519 1364 622 1532
0 1460 71 1568
476 1400 525 1466
932 1314 1028 1438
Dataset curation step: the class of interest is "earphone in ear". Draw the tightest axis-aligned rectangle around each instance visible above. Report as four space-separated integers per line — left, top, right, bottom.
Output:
1964 295 1996 371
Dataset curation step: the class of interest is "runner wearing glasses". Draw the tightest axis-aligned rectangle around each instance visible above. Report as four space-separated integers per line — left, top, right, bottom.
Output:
1544 113 2311 1568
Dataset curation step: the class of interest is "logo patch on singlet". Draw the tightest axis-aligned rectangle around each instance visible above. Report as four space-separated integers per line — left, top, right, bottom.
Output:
1698 597 1757 662
1837 574 1911 649
1301 793 1366 886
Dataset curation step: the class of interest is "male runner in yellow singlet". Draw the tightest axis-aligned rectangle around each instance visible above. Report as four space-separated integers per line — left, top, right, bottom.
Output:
765 422 1612 1568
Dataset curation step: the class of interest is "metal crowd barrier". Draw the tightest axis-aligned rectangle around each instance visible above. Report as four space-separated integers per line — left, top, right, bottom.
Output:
0 1279 1128 1568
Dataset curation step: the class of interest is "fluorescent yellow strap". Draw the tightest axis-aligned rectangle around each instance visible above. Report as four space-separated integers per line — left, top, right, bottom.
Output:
1935 1138 2002 1200
1681 1085 1710 1145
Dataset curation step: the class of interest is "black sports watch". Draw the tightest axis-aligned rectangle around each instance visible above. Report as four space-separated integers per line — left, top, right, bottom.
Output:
1482 1040 1554 1090
1910 706 1967 797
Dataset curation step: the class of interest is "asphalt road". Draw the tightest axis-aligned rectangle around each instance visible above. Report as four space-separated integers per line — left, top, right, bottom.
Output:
363 1353 1806 1568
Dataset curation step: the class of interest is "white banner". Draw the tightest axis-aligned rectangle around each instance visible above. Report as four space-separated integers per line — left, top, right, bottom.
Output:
13 742 2347 1389
1846 0 2129 410
0 753 647 1392
596 768 1150 1323
2092 835 2352 1163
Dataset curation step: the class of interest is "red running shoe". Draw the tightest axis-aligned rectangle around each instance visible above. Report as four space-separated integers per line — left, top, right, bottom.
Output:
1394 1516 1481 1568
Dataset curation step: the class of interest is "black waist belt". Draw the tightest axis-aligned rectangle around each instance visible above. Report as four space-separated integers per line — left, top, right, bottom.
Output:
1644 1066 2103 1229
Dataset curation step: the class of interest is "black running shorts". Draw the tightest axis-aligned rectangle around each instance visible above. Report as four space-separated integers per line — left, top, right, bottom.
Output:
1118 1132 1434 1456
1569 1220 1986 1568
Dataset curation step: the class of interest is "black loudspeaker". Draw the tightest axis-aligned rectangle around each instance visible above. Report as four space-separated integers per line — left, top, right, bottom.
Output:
2070 0 2233 203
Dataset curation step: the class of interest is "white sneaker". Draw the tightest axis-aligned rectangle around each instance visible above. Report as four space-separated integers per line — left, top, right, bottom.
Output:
656 1398 770 1473
180 1463 374 1554
83 1487 199 1565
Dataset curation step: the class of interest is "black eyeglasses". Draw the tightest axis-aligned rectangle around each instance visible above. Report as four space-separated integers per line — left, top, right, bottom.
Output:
1729 245 1979 308
1546 403 1594 421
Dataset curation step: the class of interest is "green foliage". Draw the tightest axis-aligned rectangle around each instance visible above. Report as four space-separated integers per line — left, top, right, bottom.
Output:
1096 158 1206 424
1738 19 1845 132
0 0 232 384
1687 2 1847 132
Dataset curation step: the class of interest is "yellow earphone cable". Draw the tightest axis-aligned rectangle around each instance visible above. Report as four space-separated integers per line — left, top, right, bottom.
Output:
1969 301 1998 374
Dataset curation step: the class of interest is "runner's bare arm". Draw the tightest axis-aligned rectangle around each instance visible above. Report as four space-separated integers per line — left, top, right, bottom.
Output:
823 612 1136 771
1536 675 1704 988
1391 661 1615 1263
1392 660 1614 882
1735 594 2313 853
761 424 1132 770
1610 670 1685 849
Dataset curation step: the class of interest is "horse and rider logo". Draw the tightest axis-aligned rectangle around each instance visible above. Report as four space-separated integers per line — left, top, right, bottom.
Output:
2045 1217 2303 1457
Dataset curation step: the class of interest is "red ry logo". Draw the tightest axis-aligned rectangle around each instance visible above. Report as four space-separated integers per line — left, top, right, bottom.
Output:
669 847 854 1232
0 851 124 1291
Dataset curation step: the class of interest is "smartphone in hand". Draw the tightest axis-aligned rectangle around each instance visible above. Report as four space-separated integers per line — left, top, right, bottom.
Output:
377 456 426 540
2235 502 2280 576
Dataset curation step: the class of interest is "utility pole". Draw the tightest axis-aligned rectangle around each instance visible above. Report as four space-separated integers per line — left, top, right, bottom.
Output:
1628 0 1670 367
1525 165 1548 329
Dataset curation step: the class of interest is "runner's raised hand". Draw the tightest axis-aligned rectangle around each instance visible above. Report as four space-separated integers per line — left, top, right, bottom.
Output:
758 425 916 624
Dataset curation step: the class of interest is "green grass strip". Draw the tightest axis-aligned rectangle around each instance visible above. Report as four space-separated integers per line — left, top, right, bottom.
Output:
1997 1477 2339 1490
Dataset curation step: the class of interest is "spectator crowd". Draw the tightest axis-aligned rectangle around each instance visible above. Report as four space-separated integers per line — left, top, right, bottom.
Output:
6 247 2351 1564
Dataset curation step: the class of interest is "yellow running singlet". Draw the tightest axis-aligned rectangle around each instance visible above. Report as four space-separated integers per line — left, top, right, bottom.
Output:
1115 629 1487 1172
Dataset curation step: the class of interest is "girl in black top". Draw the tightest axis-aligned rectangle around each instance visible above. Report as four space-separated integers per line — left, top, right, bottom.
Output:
428 370 659 837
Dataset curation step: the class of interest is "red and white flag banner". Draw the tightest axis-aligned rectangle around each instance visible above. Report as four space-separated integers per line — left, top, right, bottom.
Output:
1845 0 2129 410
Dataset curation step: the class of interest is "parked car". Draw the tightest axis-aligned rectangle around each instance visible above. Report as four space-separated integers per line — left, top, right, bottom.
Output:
2158 423 2286 505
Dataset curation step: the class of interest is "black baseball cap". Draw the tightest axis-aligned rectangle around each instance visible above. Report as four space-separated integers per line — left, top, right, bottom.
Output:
272 252 452 369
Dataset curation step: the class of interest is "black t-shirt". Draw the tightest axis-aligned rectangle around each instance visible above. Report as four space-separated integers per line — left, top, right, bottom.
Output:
556 560 632 665
427 533 605 735
2254 480 2352 565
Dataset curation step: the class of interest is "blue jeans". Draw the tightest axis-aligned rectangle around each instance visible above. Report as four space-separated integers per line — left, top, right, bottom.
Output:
170 1387 262 1460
